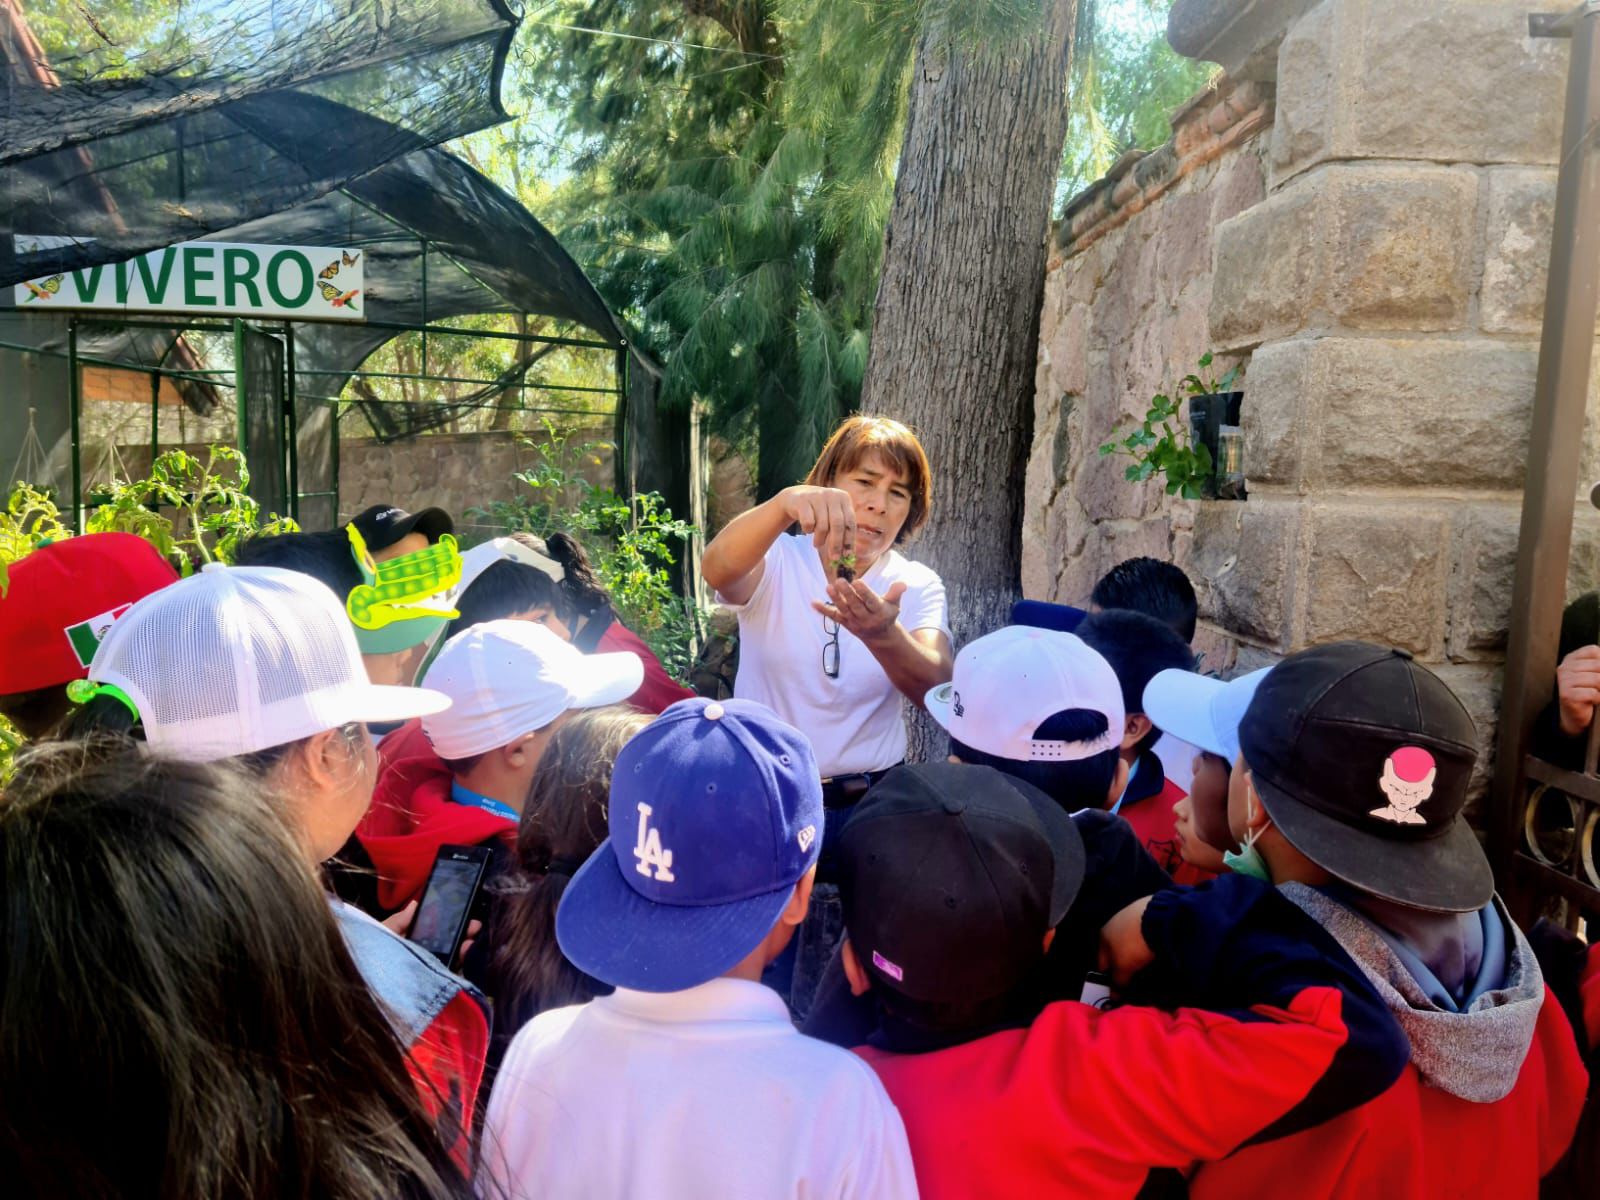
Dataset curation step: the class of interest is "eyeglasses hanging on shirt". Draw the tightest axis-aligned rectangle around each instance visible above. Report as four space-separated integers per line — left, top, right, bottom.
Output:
822 612 841 678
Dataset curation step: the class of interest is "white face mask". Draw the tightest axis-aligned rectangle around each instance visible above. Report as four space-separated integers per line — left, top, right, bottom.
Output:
1222 787 1273 883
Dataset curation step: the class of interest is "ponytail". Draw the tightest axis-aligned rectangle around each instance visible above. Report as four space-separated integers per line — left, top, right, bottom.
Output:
58 691 144 742
543 532 609 619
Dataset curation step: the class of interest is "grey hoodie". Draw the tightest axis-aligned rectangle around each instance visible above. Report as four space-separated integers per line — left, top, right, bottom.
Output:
1279 883 1545 1103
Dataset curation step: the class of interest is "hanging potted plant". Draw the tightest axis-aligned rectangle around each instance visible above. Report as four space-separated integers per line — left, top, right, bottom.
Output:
1183 353 1244 499
1100 353 1243 500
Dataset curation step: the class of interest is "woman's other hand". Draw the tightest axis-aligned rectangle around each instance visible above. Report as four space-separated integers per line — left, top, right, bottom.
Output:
780 485 857 574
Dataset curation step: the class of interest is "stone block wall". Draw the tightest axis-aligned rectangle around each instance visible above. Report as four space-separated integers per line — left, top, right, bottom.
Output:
1029 0 1586 806
1026 72 1272 672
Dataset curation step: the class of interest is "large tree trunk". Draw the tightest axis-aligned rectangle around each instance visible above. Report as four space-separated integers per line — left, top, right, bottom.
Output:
860 0 1078 760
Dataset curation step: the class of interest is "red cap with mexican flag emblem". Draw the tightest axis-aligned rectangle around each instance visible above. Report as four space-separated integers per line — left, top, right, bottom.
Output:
0 533 179 694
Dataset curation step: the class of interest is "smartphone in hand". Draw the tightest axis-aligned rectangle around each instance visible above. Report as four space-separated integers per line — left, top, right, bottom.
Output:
409 844 492 968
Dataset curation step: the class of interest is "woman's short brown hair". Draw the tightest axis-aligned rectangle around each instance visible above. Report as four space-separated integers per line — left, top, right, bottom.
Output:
803 415 933 542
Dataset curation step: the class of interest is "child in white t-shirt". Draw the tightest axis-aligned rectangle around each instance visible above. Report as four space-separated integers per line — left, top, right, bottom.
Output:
478 698 917 1200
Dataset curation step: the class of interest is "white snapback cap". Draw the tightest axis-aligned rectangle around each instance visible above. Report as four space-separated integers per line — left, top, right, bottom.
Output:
420 619 644 759
925 626 1125 762
1142 666 1270 765
90 564 451 763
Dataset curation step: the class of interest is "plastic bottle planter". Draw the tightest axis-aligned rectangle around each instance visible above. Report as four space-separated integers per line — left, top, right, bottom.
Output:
1187 391 1245 501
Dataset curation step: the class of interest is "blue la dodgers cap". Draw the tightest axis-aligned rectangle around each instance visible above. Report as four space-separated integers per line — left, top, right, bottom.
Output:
556 697 824 992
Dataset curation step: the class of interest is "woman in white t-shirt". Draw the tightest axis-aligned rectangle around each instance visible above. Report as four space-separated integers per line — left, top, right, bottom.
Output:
702 415 953 803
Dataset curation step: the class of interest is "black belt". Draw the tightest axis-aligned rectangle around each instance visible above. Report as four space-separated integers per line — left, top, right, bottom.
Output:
820 765 898 809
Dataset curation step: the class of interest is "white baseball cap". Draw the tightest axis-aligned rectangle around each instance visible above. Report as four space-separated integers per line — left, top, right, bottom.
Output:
1142 667 1270 764
89 564 451 763
925 626 1125 762
420 619 644 759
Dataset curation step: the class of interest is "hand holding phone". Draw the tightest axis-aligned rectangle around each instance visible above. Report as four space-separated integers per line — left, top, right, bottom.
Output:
409 844 492 968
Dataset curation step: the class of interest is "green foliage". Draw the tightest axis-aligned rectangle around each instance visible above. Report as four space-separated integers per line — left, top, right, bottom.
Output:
86 447 298 571
480 0 921 495
457 1 1209 489
1059 0 1217 202
0 485 70 777
1180 350 1242 400
1099 353 1239 500
0 484 71 598
467 422 703 680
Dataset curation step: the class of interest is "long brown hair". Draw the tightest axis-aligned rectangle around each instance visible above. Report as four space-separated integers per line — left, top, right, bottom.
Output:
486 706 652 1039
0 738 475 1200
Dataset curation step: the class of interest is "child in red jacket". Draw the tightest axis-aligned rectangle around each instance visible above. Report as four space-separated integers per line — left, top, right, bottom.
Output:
359 621 643 920
1187 641 1588 1199
832 761 1410 1200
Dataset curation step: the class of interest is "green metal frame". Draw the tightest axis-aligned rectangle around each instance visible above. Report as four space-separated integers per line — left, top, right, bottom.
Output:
1 310 625 531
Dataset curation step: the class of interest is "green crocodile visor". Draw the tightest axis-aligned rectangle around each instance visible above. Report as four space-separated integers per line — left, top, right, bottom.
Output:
352 613 449 656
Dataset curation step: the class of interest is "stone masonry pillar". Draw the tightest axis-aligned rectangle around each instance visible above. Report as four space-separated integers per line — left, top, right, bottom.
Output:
1171 0 1577 799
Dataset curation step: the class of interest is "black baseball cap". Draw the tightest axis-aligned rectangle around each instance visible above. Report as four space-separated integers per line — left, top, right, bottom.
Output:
1239 641 1490 913
837 762 1087 1008
347 504 454 553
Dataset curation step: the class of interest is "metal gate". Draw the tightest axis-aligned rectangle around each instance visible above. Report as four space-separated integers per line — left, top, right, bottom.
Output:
1492 3 1600 936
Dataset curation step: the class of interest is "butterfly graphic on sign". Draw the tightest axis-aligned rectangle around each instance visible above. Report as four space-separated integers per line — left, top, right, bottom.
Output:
22 274 63 302
318 259 341 280
343 250 361 267
319 280 361 311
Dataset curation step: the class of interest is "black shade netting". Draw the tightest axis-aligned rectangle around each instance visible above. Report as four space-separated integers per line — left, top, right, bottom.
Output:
0 0 518 287
0 131 681 527
239 323 287 516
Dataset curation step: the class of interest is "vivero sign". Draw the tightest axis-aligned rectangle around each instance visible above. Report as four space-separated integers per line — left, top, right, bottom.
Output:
13 241 367 322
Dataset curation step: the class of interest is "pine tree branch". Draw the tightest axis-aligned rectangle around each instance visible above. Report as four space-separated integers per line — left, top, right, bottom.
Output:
681 0 781 62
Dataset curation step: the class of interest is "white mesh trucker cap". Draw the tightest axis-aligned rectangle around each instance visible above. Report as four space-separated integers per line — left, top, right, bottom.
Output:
89 563 450 763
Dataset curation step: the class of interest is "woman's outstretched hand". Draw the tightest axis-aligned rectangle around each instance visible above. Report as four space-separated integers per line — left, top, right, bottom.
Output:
814 579 909 644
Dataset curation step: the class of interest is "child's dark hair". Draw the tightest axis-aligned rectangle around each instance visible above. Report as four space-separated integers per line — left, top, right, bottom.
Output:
59 696 365 776
233 529 363 600
444 558 571 643
58 692 144 741
1076 609 1198 758
948 709 1120 812
485 706 650 1043
0 738 473 1199
1090 557 1198 644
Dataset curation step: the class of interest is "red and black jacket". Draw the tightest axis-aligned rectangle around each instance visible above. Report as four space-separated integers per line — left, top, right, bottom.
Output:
855 875 1410 1200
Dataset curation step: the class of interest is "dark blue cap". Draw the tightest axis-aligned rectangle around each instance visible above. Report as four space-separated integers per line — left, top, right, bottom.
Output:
1011 599 1088 633
556 697 824 991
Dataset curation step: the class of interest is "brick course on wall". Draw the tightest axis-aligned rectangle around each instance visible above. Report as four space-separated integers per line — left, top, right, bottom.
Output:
1029 0 1593 809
